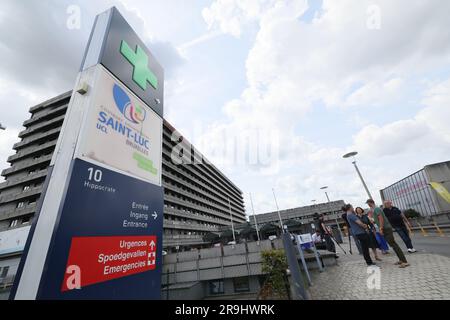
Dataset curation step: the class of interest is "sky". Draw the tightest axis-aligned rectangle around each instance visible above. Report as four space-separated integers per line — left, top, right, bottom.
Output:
0 0 449 218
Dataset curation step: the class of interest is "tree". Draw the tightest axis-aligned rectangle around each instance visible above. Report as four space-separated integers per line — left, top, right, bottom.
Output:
404 209 421 219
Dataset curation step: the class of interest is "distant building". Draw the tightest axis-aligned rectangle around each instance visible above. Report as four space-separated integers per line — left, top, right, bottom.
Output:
0 91 246 294
380 161 450 217
207 200 347 245
254 200 346 226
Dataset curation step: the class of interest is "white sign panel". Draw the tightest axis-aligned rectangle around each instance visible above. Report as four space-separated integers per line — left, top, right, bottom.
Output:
77 66 162 186
0 226 31 255
297 233 313 245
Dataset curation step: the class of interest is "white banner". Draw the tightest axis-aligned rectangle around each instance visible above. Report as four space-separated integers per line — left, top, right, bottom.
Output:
297 233 313 245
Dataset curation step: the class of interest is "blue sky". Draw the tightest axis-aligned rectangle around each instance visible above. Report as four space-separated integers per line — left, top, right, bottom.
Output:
1 0 450 217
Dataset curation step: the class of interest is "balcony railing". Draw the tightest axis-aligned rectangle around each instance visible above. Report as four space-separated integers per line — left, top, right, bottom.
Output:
0 203 37 221
0 169 48 191
1 154 52 177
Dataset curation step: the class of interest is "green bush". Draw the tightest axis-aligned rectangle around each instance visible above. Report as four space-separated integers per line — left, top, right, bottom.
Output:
259 249 289 299
404 209 421 219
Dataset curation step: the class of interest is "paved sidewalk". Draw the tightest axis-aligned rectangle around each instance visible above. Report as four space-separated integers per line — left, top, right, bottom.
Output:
309 248 450 300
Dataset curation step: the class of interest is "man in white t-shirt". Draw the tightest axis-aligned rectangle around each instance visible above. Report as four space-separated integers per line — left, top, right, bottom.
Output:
312 230 322 244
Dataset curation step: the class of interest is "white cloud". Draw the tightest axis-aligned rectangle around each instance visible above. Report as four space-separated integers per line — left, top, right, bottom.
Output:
0 0 185 174
198 0 450 212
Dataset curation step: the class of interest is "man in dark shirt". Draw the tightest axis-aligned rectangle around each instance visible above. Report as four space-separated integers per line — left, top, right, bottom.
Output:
383 200 416 253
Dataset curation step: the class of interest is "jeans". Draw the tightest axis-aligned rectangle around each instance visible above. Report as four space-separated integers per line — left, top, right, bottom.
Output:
350 229 363 254
394 225 413 249
355 233 374 266
383 228 407 263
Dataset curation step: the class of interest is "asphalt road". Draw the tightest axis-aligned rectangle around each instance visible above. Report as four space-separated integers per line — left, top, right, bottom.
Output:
336 232 450 259
406 233 450 258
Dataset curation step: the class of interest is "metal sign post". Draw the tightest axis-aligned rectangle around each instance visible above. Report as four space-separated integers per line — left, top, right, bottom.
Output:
295 234 313 285
11 7 164 300
282 232 309 300
311 242 324 272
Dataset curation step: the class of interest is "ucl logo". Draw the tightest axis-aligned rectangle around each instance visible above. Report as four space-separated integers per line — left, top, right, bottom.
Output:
113 84 146 124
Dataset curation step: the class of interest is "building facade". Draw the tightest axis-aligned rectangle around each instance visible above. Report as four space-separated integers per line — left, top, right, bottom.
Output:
254 200 346 227
380 161 450 217
0 91 246 292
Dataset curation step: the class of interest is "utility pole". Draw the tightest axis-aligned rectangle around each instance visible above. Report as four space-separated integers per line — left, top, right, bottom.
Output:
272 188 284 232
227 197 236 243
249 193 260 242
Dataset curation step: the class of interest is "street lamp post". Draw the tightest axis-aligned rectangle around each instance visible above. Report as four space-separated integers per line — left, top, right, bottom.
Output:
343 151 373 199
320 186 344 242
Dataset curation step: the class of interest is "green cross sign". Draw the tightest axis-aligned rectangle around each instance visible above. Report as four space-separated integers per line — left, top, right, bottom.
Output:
120 40 158 91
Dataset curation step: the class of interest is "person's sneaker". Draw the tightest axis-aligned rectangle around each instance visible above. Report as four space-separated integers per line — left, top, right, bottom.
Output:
375 257 382 261
399 262 410 268
408 248 417 253
394 261 402 265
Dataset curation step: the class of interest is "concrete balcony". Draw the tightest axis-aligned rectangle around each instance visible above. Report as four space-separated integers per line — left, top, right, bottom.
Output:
165 161 243 210
0 186 42 204
18 114 65 138
0 169 48 191
28 91 71 114
0 203 37 221
162 235 205 247
13 127 61 150
162 150 244 213
1 154 52 177
7 140 57 163
163 134 241 200
164 194 246 225
164 195 226 219
164 219 220 232
163 130 243 201
163 164 244 216
165 182 244 223
164 207 230 226
23 103 68 128
164 181 235 219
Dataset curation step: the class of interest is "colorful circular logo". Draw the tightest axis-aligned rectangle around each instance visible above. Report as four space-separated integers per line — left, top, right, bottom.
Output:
113 84 146 124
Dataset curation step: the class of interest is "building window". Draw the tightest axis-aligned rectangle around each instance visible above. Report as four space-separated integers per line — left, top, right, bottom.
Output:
0 266 9 283
22 215 32 224
233 277 250 293
209 280 224 295
9 219 19 228
16 202 26 209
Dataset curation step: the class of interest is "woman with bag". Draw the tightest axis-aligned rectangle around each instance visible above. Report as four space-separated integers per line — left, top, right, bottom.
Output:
355 207 382 262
